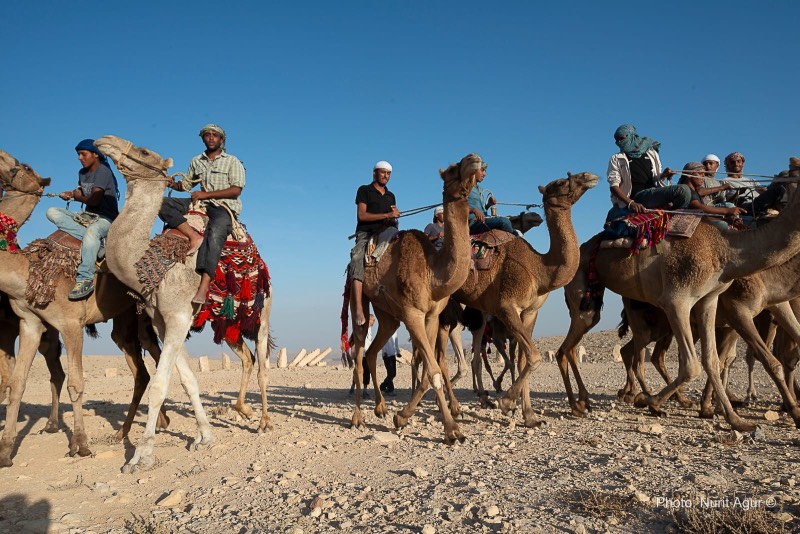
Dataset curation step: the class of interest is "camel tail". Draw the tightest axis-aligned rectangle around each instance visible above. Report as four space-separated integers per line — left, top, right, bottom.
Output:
462 307 484 331
617 309 629 339
85 324 100 339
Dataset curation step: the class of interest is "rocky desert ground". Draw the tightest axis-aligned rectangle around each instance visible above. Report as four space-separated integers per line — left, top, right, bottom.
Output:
0 330 798 534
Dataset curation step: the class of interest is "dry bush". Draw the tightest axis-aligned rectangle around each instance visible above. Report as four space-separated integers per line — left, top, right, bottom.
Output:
670 505 789 534
123 515 172 534
566 488 642 520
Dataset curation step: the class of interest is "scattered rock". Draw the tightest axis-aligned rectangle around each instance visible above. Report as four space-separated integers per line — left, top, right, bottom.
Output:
104 368 117 378
156 490 183 507
412 467 429 479
764 410 780 422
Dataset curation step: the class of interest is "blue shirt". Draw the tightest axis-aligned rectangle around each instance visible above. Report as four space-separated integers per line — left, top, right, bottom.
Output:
468 184 487 223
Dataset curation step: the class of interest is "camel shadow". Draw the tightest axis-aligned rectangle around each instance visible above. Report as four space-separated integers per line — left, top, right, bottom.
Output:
0 494 51 532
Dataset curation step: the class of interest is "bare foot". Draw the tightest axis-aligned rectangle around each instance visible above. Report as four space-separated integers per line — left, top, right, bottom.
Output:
187 236 203 256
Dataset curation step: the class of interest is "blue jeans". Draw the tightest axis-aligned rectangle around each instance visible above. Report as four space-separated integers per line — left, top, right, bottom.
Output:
632 185 692 210
469 216 515 235
46 207 111 282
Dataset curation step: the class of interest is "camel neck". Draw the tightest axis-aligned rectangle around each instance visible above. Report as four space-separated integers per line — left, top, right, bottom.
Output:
540 204 579 288
431 197 471 299
105 179 166 293
0 193 40 227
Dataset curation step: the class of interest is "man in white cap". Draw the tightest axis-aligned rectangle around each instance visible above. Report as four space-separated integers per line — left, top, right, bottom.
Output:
348 161 400 325
423 205 445 250
699 153 732 206
160 123 246 310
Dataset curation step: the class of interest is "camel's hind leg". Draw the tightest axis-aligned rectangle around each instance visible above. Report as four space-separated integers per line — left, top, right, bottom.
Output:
39 327 65 433
253 293 273 432
227 341 255 419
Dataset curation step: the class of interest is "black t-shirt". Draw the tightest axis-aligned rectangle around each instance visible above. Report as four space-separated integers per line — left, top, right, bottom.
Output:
628 154 656 197
355 183 397 233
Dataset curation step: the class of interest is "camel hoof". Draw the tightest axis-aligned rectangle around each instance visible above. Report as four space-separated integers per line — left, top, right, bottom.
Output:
190 435 215 452
731 421 757 433
647 406 667 418
235 404 254 419
449 404 462 419
122 457 154 474
0 457 12 468
633 393 651 408
698 408 714 419
393 413 409 429
43 422 60 434
523 415 543 428
570 406 588 418
444 429 466 445
493 380 504 393
577 400 592 413
112 430 126 442
258 416 273 433
479 395 497 409
497 396 516 416
351 412 366 429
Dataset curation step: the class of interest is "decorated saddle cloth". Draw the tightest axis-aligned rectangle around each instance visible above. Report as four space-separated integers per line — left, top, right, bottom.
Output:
135 206 270 345
0 213 20 252
470 229 516 270
21 230 82 306
598 210 702 254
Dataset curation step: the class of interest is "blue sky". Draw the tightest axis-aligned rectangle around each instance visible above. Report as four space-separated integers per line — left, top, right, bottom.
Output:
4 2 799 356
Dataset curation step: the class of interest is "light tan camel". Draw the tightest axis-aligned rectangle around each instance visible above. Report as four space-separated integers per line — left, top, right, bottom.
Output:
349 154 481 444
95 135 273 473
0 162 171 467
556 164 800 432
440 172 599 427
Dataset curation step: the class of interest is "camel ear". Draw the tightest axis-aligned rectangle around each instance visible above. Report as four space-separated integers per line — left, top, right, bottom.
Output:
165 158 174 169
439 168 445 178
567 172 572 178
538 185 545 194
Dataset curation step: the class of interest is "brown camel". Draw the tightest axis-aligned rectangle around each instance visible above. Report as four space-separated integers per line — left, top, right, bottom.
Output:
0 151 64 431
440 172 599 427
555 161 800 432
349 154 481 444
0 150 171 443
95 135 273 473
0 163 172 466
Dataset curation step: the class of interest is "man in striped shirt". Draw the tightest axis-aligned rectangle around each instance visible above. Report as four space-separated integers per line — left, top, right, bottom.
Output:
160 124 246 310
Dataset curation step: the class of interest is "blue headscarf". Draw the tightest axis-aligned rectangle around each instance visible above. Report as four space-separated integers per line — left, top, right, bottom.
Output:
75 138 120 200
614 124 660 159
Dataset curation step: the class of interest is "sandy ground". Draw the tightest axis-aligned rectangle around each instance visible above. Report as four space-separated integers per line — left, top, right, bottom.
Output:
0 330 798 534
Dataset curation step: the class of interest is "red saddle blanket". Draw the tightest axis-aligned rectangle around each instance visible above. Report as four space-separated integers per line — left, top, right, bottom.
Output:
191 234 271 345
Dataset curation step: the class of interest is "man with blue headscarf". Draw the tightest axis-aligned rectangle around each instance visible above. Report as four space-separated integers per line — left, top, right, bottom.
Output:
46 139 120 300
607 124 690 217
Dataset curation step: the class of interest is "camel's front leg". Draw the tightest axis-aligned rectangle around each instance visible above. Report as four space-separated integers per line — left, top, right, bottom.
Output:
448 323 467 386
174 350 215 449
435 326 461 419
254 301 273 432
0 315 46 467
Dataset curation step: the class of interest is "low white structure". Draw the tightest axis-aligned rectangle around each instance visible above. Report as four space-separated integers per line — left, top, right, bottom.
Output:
277 347 288 368
310 347 332 366
296 348 320 367
198 355 211 373
612 344 622 363
288 349 307 368
222 353 232 370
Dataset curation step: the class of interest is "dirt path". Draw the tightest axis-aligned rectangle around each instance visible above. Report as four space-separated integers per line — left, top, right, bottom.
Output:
1 330 798 533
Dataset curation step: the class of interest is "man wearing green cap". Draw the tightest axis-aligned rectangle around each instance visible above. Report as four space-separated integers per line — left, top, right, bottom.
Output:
46 139 120 300
160 124 246 309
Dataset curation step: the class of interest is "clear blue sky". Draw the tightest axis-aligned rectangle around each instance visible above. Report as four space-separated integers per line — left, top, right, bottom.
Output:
5 2 799 356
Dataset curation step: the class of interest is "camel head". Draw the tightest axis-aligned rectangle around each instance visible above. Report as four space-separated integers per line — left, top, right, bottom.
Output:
439 153 483 202
0 149 51 195
509 211 543 234
94 136 173 183
537 171 599 210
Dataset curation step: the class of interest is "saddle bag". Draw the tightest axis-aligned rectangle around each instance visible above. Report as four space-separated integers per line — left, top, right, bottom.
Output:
73 211 100 227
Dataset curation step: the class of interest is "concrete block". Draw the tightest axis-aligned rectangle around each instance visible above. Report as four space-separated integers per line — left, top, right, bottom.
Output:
222 353 232 370
277 347 288 368
198 355 210 373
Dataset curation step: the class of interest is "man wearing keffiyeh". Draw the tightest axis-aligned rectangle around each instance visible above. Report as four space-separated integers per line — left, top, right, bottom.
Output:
606 124 691 218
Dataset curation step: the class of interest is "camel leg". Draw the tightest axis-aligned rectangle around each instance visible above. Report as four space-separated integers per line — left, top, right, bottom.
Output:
470 321 487 394
492 338 512 393
556 282 600 416
646 334 693 408
0 314 46 467
57 321 92 459
253 296 273 432
349 306 370 430
123 311 213 473
0 325 17 405
366 310 398 420
227 341 255 419
497 308 542 427
394 311 464 444
644 300 702 419
112 311 169 441
448 323 467 386
38 327 65 433
136 316 170 430
755 302 800 423
618 339 639 402
691 297 756 432
436 322 461 418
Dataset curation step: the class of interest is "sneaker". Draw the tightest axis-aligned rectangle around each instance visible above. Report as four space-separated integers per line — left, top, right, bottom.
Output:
69 280 94 301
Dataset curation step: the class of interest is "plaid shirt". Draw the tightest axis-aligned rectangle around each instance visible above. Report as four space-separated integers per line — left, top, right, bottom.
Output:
182 151 246 215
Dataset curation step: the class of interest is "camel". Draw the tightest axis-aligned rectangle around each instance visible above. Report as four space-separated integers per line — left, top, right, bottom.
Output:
0 150 64 431
437 172 599 428
95 135 273 473
0 155 173 466
442 212 543 388
348 154 481 444
555 161 800 432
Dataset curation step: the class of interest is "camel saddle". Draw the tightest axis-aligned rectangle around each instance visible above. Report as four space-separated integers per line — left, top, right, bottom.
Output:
599 212 701 252
20 230 87 306
470 229 516 270
365 227 399 266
